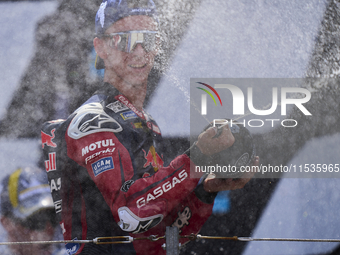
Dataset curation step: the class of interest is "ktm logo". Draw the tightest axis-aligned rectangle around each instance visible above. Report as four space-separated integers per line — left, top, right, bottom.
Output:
41 129 57 148
143 146 164 171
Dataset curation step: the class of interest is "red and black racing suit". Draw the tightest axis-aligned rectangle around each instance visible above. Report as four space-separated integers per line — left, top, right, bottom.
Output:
41 82 216 255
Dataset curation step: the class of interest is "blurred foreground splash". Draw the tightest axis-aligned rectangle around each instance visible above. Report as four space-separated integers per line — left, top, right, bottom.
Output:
1 0 340 254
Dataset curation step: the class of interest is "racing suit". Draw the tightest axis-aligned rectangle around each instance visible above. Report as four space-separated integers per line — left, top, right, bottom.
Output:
41 82 216 254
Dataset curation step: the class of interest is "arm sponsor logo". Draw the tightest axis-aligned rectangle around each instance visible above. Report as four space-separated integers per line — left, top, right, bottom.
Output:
136 169 188 208
146 122 161 135
54 199 62 213
121 180 135 192
143 146 164 172
45 152 56 172
171 207 192 233
85 147 116 164
82 139 115 156
65 238 80 255
133 122 143 129
116 95 145 119
41 128 57 148
50 177 61 192
106 101 129 113
120 110 138 120
91 157 114 176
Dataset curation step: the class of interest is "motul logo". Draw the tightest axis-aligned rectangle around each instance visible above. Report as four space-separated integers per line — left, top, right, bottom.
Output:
82 139 115 156
45 152 56 172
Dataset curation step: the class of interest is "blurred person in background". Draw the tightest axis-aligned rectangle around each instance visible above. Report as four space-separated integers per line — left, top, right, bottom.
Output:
0 167 66 255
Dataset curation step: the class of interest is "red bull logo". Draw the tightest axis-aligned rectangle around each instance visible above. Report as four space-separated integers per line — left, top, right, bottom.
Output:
143 146 164 171
41 128 57 148
45 152 56 172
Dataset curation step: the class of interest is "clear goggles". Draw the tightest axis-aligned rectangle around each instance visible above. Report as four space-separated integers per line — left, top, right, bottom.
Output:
102 30 159 53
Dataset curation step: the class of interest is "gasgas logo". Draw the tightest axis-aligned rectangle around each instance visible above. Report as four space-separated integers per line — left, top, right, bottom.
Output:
136 169 188 208
197 82 312 128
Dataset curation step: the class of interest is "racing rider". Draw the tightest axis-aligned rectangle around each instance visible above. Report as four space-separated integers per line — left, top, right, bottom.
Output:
41 0 258 254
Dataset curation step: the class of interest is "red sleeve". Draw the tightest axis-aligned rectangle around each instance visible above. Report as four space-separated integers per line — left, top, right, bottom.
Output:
66 131 202 234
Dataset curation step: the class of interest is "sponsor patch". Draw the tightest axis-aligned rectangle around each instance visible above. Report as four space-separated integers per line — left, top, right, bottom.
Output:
147 122 161 135
54 200 62 213
41 128 57 148
133 122 143 129
143 146 164 171
106 101 129 113
65 238 80 255
82 139 115 156
121 180 135 192
152 124 161 135
50 177 61 192
171 207 192 233
85 147 116 165
136 169 188 208
45 152 56 172
91 157 114 176
116 95 145 119
120 110 138 120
